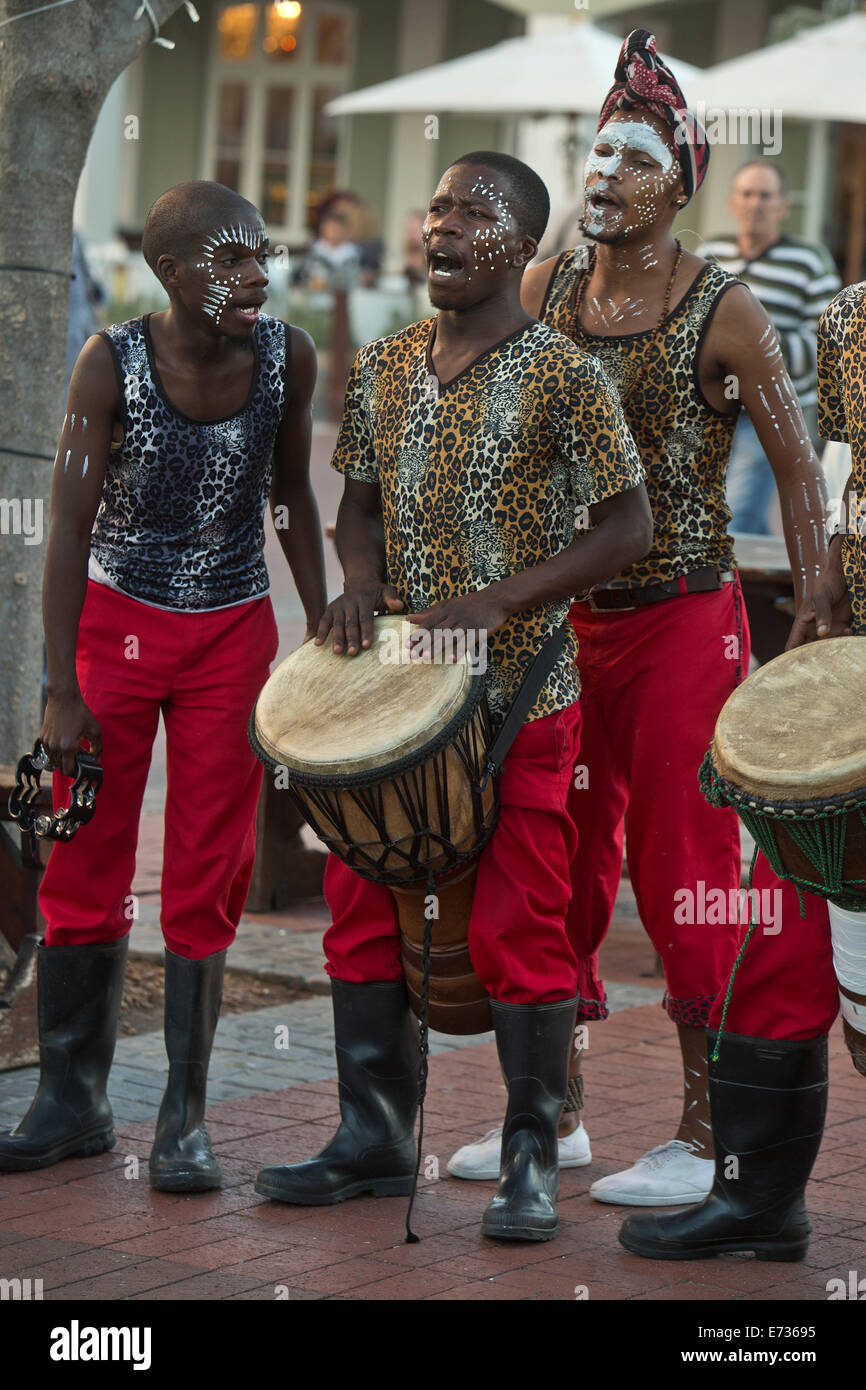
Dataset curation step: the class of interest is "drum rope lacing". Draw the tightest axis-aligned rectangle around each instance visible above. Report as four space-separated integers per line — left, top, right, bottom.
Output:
700 750 866 1060
404 868 436 1244
710 843 760 1063
700 752 866 906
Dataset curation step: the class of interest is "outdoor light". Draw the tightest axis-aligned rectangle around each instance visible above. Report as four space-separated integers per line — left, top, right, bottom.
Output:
275 1 302 18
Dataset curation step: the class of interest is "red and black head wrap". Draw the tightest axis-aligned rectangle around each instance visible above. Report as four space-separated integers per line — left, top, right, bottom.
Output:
597 29 709 201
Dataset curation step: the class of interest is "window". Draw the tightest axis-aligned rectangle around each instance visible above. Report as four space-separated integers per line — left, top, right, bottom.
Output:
206 2 353 243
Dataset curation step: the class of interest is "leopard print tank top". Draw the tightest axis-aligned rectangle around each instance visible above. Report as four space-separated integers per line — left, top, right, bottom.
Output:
541 252 740 588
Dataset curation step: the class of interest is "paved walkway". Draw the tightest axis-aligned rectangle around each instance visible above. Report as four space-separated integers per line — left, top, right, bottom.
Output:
2 423 864 1301
0 1003 862 1302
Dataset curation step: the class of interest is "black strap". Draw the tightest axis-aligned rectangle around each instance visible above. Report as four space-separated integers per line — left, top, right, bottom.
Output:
484 623 569 780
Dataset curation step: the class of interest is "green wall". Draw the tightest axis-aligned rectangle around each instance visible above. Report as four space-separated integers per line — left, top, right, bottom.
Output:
134 0 214 225
438 0 523 170
133 0 522 233
343 0 401 230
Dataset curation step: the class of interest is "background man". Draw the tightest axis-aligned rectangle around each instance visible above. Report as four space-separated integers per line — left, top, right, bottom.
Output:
701 160 840 534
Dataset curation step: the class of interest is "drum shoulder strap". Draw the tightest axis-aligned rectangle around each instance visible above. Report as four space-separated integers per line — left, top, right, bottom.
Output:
485 624 569 778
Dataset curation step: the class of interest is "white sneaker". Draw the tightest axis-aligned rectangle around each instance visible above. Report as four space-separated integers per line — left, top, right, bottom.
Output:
589 1140 714 1206
447 1121 592 1180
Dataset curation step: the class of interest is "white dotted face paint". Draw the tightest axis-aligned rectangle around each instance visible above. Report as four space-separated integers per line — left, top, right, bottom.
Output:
582 116 681 243
195 222 268 328
422 168 522 296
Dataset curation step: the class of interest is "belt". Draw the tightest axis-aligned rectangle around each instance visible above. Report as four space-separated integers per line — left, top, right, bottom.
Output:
582 566 736 613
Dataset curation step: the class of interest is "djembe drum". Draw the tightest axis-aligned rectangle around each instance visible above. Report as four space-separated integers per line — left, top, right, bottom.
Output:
700 636 866 1072
250 615 498 1033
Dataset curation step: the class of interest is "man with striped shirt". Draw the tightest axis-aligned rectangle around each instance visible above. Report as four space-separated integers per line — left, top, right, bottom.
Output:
701 159 840 534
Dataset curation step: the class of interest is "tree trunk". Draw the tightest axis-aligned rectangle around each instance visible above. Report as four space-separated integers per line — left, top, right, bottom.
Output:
0 0 183 765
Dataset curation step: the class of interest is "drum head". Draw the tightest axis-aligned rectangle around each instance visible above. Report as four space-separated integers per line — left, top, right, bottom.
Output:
713 637 866 801
252 615 482 783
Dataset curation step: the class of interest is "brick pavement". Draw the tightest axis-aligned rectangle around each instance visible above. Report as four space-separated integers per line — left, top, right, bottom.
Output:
1 1005 864 1302
4 422 863 1303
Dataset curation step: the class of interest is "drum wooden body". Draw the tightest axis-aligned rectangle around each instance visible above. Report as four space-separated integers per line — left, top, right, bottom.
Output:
250 617 497 1032
703 636 866 909
394 870 491 1034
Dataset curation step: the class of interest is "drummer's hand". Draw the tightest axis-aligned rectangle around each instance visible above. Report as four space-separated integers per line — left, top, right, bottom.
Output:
39 692 102 778
406 590 511 659
786 538 853 649
314 583 404 656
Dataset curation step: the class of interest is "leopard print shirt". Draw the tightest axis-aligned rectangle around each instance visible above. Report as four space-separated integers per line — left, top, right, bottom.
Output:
541 252 741 588
91 313 288 610
331 317 645 722
817 282 866 635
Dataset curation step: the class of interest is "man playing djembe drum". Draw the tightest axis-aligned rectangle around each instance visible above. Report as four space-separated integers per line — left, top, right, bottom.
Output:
254 152 652 1242
618 284 866 1262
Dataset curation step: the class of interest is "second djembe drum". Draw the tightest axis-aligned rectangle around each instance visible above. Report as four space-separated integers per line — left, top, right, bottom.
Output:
700 636 866 1072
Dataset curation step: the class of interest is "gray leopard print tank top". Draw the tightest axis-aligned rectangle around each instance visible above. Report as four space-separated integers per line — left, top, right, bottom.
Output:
90 313 288 610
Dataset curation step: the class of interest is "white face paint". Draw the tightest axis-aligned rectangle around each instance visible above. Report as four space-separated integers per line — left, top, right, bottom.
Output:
587 119 675 178
582 116 681 242
194 221 267 329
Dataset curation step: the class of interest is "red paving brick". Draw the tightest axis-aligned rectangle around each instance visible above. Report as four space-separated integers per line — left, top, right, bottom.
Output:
1 1002 863 1302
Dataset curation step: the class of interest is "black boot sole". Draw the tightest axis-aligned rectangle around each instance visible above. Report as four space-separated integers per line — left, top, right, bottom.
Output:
148 1169 222 1193
0 1127 116 1173
482 1216 558 1243
618 1229 809 1262
254 1172 414 1205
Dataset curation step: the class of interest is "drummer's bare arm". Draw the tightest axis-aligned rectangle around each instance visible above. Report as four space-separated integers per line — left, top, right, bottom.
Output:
270 327 328 638
787 468 854 647
40 335 116 774
699 285 827 609
407 484 652 643
315 477 404 656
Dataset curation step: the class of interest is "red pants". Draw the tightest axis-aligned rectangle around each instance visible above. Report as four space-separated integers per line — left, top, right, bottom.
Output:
707 857 838 1041
40 580 278 960
322 704 581 1005
567 581 749 1026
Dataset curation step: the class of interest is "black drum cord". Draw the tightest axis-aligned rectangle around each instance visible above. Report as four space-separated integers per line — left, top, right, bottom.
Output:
404 869 435 1243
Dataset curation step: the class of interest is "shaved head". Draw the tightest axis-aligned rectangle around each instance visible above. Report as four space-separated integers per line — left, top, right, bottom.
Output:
142 181 264 275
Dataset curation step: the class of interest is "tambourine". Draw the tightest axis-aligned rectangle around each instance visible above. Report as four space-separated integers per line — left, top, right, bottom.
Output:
8 740 103 841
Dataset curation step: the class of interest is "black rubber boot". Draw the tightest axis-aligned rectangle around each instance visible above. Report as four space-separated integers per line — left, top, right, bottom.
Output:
0 937 127 1172
255 979 419 1205
149 948 226 1193
619 1030 829 1262
482 997 577 1242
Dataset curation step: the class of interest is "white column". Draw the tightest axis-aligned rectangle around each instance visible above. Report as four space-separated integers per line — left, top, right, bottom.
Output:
74 69 133 244
803 120 830 245
383 0 448 273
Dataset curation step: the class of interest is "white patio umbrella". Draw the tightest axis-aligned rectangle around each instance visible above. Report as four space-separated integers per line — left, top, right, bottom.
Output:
696 12 866 124
695 13 866 272
326 21 701 118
